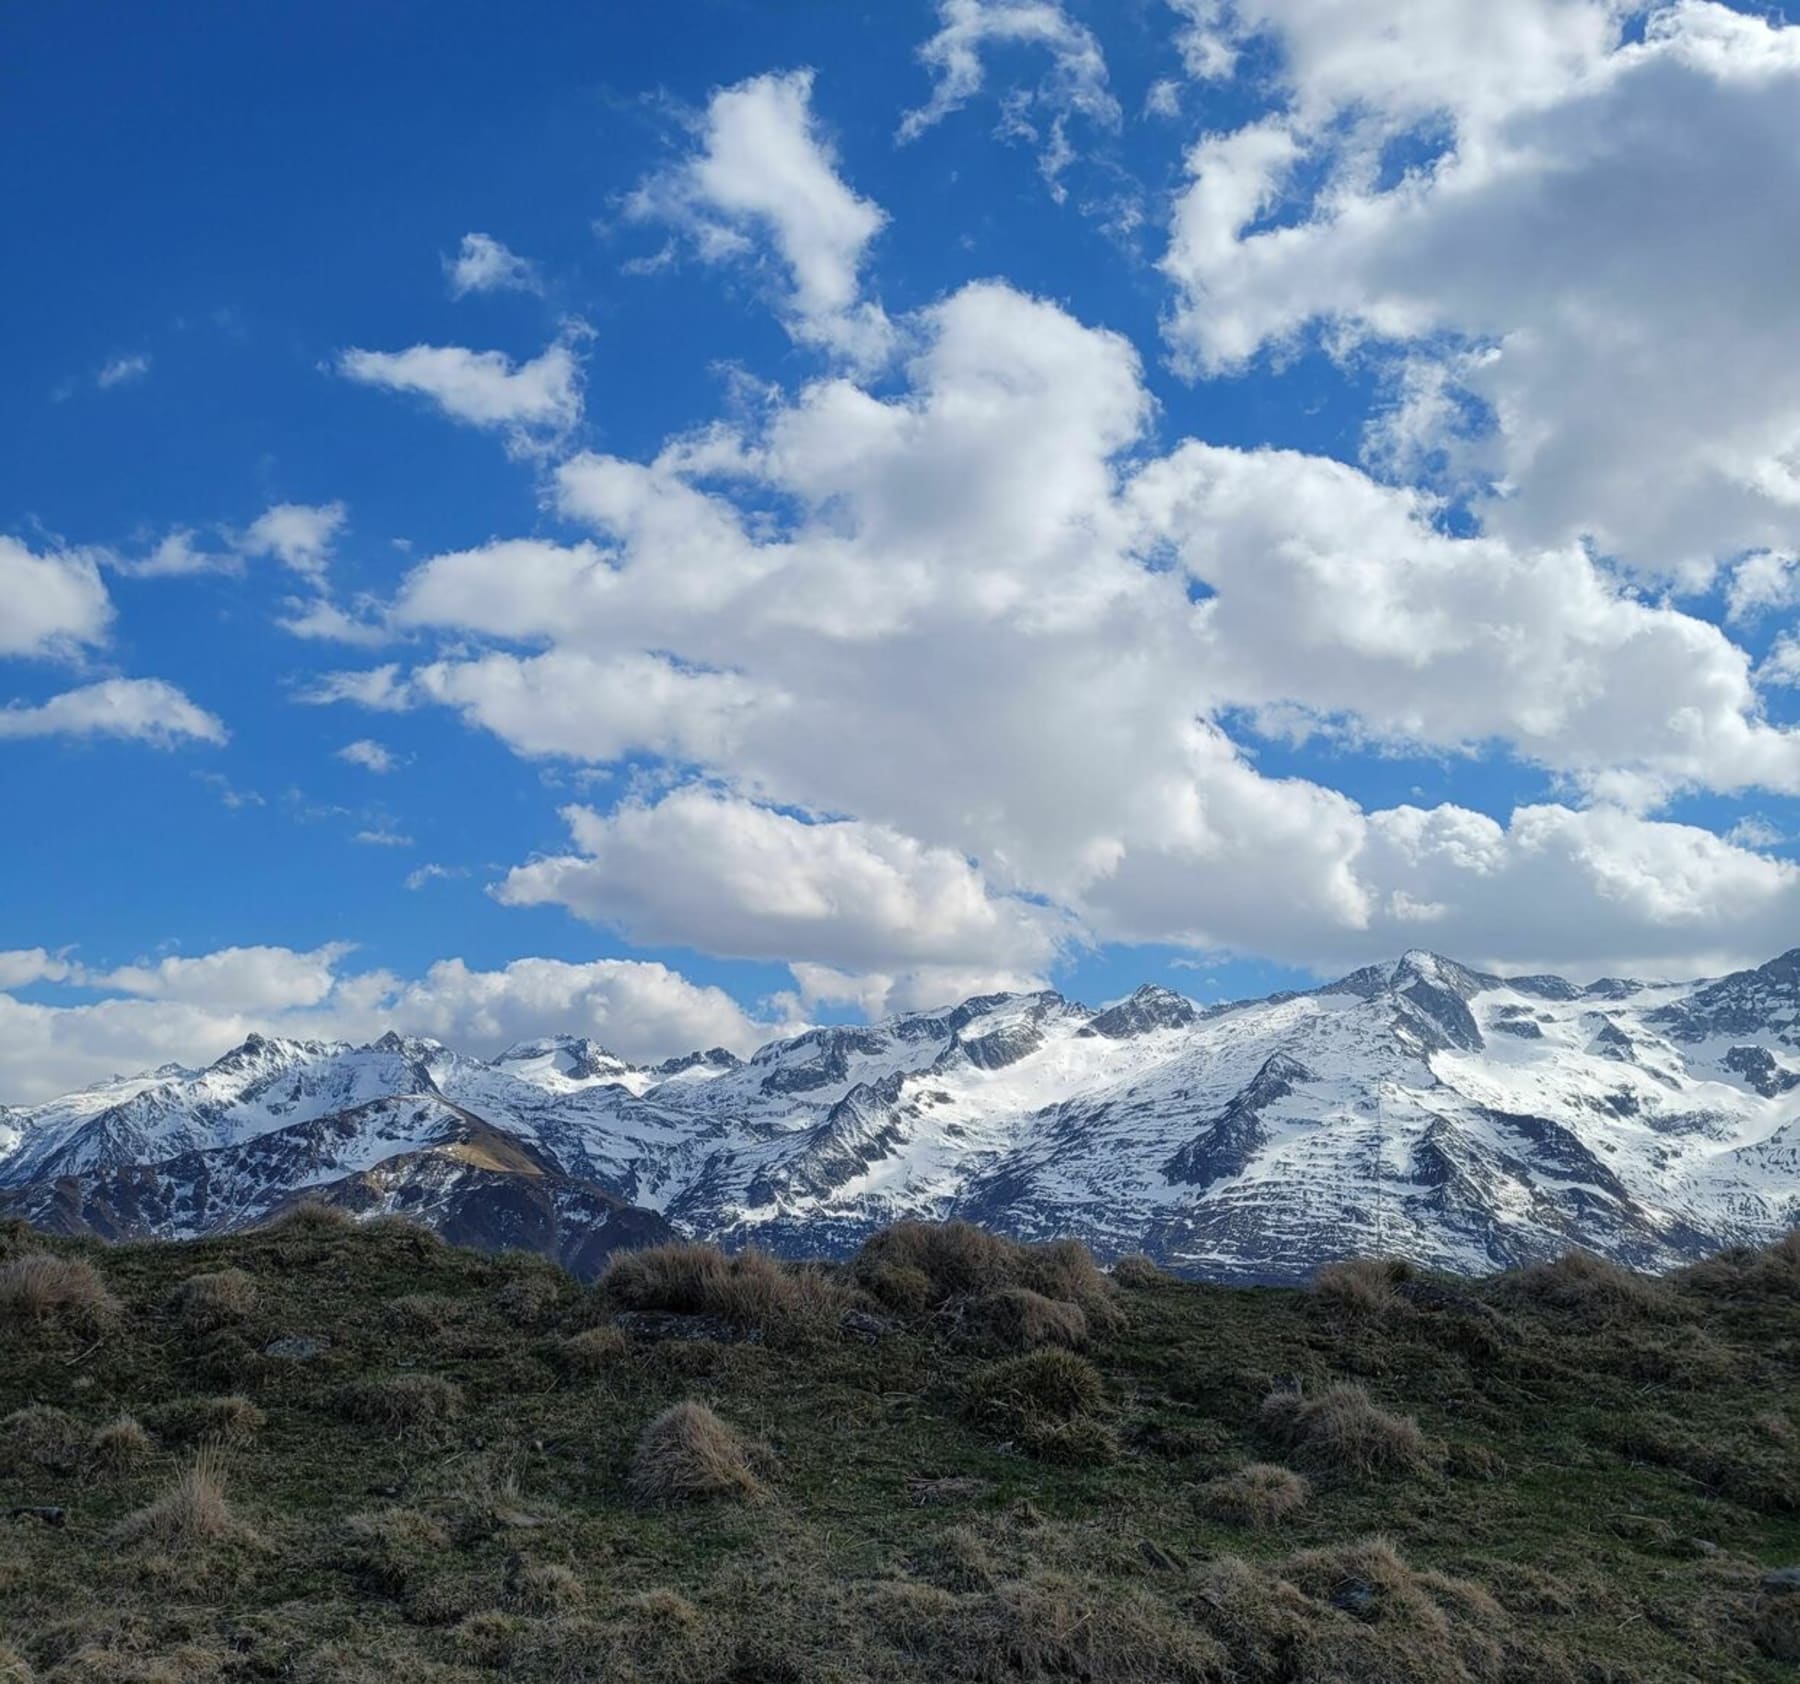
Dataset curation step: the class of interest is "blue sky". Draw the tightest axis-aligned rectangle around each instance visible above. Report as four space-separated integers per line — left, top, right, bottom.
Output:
6 0 1800 1099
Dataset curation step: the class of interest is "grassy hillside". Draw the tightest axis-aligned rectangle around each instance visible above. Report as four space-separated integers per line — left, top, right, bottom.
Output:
1 1212 1797 1682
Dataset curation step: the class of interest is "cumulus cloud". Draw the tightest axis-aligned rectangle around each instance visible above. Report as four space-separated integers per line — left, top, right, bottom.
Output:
1161 1 1800 578
495 788 1068 980
0 536 113 658
445 232 541 297
238 502 346 582
0 947 775 1103
0 950 78 990
324 276 1800 982
337 340 582 440
89 943 352 1012
627 69 892 366
0 679 226 748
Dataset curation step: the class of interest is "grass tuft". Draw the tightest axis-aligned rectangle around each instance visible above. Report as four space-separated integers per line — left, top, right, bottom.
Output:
170 1268 257 1329
116 1445 254 1553
0 1251 119 1330
90 1414 154 1470
968 1286 1089 1351
1313 1256 1414 1317
557 1324 628 1372
629 1400 764 1503
336 1373 463 1435
1261 1382 1432 1478
1195 1461 1311 1528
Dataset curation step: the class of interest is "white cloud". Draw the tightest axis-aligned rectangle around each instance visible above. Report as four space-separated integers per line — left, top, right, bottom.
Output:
628 69 892 366
0 950 77 990
445 232 541 298
90 943 352 1012
1126 442 1800 802
297 664 414 711
1144 78 1182 118
901 0 1119 137
337 340 582 439
495 787 1067 978
899 0 1120 197
277 594 390 646
120 529 241 579
1727 815 1785 850
239 502 346 582
96 353 151 389
1758 631 1800 689
353 276 1800 981
1351 801 1800 977
784 959 1052 1021
0 679 226 748
0 536 113 658
337 739 399 774
405 863 466 891
353 828 414 848
1161 1 1800 578
0 947 774 1103
1726 550 1800 623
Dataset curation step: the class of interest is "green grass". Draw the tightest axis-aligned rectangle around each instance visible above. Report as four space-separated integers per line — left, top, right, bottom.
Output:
0 1216 1796 1681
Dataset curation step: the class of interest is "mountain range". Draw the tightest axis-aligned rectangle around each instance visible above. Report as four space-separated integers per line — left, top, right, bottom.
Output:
4 948 1798 1280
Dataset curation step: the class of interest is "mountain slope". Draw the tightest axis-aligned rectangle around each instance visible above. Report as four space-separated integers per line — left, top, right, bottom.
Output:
4 950 1799 1279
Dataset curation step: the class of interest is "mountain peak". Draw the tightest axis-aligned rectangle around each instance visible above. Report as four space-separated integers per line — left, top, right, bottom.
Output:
1081 982 1199 1040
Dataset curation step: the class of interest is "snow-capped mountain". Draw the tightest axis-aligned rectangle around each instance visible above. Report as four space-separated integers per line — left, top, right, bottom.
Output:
4 950 1799 1280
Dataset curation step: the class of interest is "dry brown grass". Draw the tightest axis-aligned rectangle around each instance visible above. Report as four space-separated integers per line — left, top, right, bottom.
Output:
854 1222 1120 1332
4 1404 84 1471
1261 1382 1433 1478
510 1562 584 1614
0 1641 29 1684
969 1286 1089 1351
601 1241 849 1335
1314 1256 1414 1316
1498 1249 1678 1325
337 1373 463 1434
869 1571 1226 1683
169 1268 256 1329
1196 1462 1311 1528
1679 1228 1800 1300
150 1394 265 1445
557 1324 628 1372
629 1400 764 1503
0 1251 119 1331
1110 1253 1165 1288
116 1446 253 1554
265 1201 352 1234
90 1414 153 1470
1188 1537 1530 1684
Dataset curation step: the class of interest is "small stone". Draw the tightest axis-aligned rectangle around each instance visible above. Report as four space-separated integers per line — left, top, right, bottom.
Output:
840 1308 897 1343
1331 1578 1379 1617
1762 1566 1800 1595
263 1334 329 1361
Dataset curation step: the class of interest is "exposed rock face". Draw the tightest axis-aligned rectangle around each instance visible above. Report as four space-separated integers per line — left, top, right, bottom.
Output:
5 949 1800 1282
